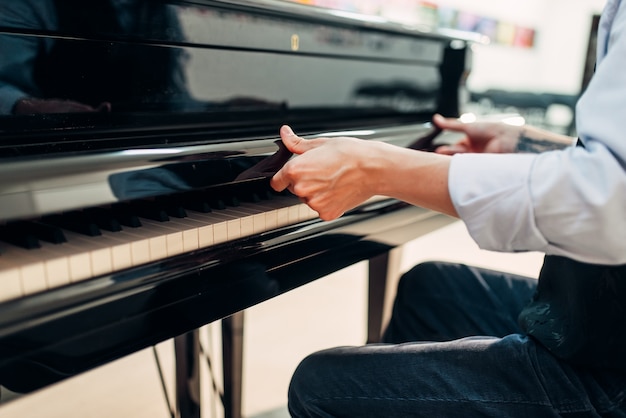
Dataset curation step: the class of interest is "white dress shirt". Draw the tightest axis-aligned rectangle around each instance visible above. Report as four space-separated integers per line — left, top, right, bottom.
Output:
449 0 626 265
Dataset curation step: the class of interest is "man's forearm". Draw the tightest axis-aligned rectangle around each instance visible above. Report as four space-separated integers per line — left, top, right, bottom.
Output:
373 143 458 218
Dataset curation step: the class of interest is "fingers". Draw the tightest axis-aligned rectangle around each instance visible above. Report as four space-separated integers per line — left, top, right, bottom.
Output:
432 113 467 132
434 143 471 155
270 163 290 192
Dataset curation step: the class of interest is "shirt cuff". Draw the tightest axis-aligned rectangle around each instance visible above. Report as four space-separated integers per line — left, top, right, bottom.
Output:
449 152 549 253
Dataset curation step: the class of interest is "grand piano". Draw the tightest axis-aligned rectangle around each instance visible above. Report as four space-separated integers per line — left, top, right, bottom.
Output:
0 0 477 416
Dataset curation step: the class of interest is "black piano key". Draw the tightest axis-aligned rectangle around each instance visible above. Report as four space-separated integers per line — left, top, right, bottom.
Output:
178 191 213 213
240 191 261 203
27 221 67 244
42 212 102 237
155 197 187 218
131 201 170 222
0 222 41 249
183 199 212 213
209 198 227 210
168 205 187 218
258 189 273 200
110 204 143 228
223 195 240 207
84 207 122 232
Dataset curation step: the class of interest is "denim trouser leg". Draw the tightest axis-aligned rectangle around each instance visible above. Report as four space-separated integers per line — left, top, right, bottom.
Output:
288 262 626 417
382 261 537 343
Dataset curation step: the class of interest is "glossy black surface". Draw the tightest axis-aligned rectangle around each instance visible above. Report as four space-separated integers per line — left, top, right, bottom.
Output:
0 0 470 395
0 0 462 153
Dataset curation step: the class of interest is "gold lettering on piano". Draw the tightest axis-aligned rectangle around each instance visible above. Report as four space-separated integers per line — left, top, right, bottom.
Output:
291 34 300 51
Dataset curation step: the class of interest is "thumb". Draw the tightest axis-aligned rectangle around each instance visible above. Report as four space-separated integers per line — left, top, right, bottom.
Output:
279 125 319 155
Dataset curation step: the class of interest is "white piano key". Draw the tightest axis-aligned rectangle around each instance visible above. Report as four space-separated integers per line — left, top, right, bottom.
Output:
240 214 254 236
117 225 162 265
189 211 238 244
0 244 49 295
91 247 113 277
245 201 278 230
140 219 185 258
150 234 169 260
163 216 212 252
243 201 278 234
86 230 133 272
128 219 168 266
0 256 24 302
109 238 133 271
39 243 71 289
108 219 179 265
221 208 256 237
226 218 241 240
182 227 199 252
3 240 71 291
0 270 23 302
19 255 48 295
288 205 300 223
61 231 115 280
86 241 114 278
57 227 132 281
68 249 93 282
197 222 214 247
276 207 290 227
300 203 318 220
252 213 266 234
180 208 248 248
212 219 228 244
246 198 294 229
184 213 225 245
130 238 151 265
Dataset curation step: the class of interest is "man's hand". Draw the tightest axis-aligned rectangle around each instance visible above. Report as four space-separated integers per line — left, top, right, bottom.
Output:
432 114 522 154
270 125 378 221
432 114 575 154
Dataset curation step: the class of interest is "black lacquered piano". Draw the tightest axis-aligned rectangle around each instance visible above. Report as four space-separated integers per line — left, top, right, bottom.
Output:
0 0 476 416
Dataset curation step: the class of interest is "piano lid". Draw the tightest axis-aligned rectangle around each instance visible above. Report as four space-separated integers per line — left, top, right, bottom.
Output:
0 0 472 154
0 0 472 221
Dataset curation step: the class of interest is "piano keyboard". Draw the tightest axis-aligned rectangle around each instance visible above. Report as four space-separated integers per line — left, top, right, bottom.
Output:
0 192 318 304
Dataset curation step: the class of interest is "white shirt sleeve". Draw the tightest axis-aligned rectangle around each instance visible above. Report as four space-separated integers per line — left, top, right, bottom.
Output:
449 0 626 265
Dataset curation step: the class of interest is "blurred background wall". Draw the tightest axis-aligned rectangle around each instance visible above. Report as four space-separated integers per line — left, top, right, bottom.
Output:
285 0 607 134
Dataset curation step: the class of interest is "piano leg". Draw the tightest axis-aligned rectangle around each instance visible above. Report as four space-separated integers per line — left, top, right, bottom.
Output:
174 331 202 418
367 248 403 343
222 312 245 418
367 252 389 344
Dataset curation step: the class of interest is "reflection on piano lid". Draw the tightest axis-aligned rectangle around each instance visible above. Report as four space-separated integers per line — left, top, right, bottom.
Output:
0 0 474 395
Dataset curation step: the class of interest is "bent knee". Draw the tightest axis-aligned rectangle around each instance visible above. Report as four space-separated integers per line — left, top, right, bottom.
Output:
397 261 463 297
288 349 345 417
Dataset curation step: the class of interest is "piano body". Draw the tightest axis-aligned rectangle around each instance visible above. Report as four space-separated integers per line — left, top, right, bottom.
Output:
0 0 476 416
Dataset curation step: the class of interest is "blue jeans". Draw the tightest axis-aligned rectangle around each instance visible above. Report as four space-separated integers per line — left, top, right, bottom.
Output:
288 262 626 417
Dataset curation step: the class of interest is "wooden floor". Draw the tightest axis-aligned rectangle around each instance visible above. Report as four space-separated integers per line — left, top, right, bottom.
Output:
0 221 544 417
